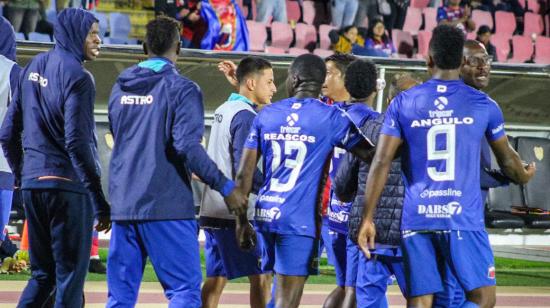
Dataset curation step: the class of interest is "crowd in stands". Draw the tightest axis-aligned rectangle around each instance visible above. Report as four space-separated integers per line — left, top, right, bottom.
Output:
1 0 550 62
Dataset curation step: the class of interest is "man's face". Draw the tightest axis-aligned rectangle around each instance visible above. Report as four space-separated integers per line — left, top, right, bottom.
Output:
322 61 346 101
461 45 491 90
83 22 101 61
478 32 491 45
252 68 277 109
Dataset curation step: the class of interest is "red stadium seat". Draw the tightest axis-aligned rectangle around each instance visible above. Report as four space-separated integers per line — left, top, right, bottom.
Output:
417 30 432 58
490 33 511 62
422 7 438 32
509 35 533 63
392 29 414 57
286 0 301 23
466 31 476 40
523 12 544 36
270 21 293 50
471 10 493 33
302 0 315 25
319 24 336 50
402 7 422 35
288 47 310 55
527 0 540 13
246 20 267 51
534 36 550 64
495 11 516 36
410 0 430 8
313 48 333 58
295 22 317 49
265 46 287 54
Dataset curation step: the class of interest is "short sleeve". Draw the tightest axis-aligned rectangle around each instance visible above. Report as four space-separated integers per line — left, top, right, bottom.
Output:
330 107 364 151
244 114 261 150
380 97 403 138
485 100 506 142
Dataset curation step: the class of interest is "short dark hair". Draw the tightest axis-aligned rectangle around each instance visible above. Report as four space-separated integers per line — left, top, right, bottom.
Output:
145 16 180 56
366 18 390 44
477 25 492 36
236 56 272 84
345 59 378 99
429 25 465 70
290 54 326 85
325 53 357 75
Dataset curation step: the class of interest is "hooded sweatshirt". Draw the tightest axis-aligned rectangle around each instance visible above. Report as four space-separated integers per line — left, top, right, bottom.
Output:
0 8 109 217
108 57 234 220
0 17 21 189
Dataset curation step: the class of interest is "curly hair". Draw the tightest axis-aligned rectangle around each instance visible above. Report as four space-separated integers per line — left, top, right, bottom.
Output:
145 16 181 56
429 25 465 70
345 59 378 100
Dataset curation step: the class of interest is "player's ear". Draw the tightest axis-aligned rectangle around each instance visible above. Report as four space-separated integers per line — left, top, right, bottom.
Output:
426 55 435 69
246 77 255 91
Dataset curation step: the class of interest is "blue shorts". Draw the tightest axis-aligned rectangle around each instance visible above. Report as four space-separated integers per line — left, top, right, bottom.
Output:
320 217 335 266
204 228 264 280
356 248 407 308
330 231 359 287
258 231 319 276
345 237 359 287
401 230 496 297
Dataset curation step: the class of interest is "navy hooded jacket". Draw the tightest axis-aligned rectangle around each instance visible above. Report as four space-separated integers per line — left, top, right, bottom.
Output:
108 57 234 220
0 9 110 217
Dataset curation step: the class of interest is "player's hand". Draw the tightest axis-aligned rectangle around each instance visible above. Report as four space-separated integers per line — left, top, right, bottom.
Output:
224 187 248 216
218 60 239 89
95 215 112 233
236 220 257 251
524 162 536 180
357 219 376 259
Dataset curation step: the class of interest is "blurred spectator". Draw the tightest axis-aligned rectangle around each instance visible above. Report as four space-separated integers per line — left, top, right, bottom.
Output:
35 0 54 40
437 0 476 32
354 18 396 57
333 25 365 53
155 0 182 18
200 0 249 51
494 0 525 33
5 0 41 37
256 0 287 23
331 0 359 28
176 0 203 48
476 25 498 61
353 0 379 26
385 0 408 32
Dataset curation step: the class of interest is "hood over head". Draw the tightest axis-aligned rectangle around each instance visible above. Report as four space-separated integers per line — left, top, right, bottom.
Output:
0 16 16 62
54 8 98 61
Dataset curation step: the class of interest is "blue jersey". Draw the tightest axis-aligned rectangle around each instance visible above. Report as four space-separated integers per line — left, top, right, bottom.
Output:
381 79 506 231
328 102 380 234
244 97 365 237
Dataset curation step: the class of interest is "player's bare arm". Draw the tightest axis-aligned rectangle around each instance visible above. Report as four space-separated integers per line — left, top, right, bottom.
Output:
234 148 261 249
357 134 402 258
489 136 536 184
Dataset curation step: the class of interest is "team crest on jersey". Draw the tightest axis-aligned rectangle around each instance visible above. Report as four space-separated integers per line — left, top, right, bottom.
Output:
434 97 448 110
286 113 299 126
291 103 302 109
488 266 496 279
534 146 544 161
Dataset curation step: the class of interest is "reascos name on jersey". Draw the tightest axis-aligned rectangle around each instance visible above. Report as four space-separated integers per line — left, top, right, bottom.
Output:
264 133 316 143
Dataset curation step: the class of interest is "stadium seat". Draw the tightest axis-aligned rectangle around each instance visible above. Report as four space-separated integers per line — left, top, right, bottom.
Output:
485 209 525 229
15 32 25 40
319 24 336 50
286 0 301 23
410 0 430 8
265 46 286 54
288 47 309 55
518 0 526 9
534 36 550 64
509 35 533 63
491 34 511 62
294 22 316 49
109 13 131 42
516 137 550 212
416 30 431 58
313 48 333 58
466 32 476 40
422 7 437 32
523 12 544 36
392 29 414 57
471 9 493 33
301 0 315 25
270 22 293 50
402 7 422 35
94 12 109 38
246 20 267 51
28 32 52 42
527 0 540 13
495 11 516 36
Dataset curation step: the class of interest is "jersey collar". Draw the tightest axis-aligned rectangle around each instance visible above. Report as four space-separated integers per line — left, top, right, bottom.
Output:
228 93 256 108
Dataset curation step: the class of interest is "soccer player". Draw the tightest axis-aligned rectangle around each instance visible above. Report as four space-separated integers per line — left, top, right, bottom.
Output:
0 16 21 249
106 16 247 307
358 25 536 308
0 8 110 307
200 56 276 308
325 58 381 308
236 54 374 308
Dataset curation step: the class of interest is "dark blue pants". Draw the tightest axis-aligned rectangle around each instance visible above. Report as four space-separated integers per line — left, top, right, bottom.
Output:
106 220 202 308
18 189 93 308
